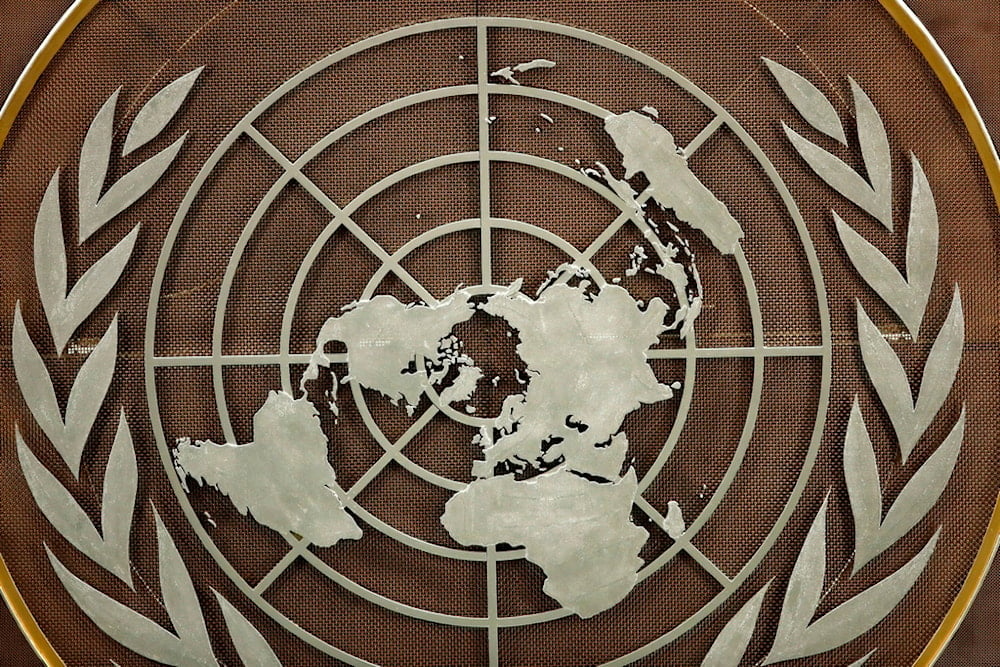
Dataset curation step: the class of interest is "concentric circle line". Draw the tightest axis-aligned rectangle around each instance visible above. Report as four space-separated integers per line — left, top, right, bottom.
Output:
209 166 296 443
360 217 607 308
360 216 608 439
485 81 611 118
142 16 834 664
635 247 766 562
291 545 496 628
489 149 653 219
341 497 523 563
265 517 565 629
277 150 479 390
280 83 479 165
273 81 717 179
276 144 674 394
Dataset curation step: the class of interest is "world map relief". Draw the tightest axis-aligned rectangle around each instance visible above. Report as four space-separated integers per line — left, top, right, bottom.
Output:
173 108 742 618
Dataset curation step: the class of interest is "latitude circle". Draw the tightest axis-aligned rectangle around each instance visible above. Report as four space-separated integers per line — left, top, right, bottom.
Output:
270 163 758 596
274 183 709 495
266 168 729 602
361 216 613 431
143 16 832 664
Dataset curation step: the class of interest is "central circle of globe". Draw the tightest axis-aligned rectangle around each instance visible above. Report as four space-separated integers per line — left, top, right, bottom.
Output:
425 293 528 422
303 269 688 616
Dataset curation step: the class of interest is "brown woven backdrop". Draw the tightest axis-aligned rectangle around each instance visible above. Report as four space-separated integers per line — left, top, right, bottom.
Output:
0 1 997 665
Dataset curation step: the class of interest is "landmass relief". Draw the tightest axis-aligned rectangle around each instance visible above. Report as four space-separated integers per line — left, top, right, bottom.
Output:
173 106 742 617
175 392 363 547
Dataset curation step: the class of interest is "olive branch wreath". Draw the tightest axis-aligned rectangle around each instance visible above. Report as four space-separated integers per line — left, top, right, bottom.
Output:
701 61 966 666
11 68 282 666
8 60 966 666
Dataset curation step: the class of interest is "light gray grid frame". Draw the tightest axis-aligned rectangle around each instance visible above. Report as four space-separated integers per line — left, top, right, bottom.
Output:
144 17 832 667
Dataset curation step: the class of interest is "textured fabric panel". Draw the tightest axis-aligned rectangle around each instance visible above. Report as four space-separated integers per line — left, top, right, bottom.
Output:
0 2 997 665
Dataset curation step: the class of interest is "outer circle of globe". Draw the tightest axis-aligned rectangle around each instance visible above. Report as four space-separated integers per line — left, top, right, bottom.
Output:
144 17 830 664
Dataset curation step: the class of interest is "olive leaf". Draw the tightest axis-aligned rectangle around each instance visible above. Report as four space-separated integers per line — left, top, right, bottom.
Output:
12 307 118 476
851 78 893 230
835 154 938 339
763 58 846 144
764 498 939 665
846 399 964 573
775 71 893 230
123 66 204 156
701 583 770 666
215 591 283 666
857 291 963 462
32 170 139 354
100 411 139 585
17 412 136 586
78 66 202 242
848 650 877 666
47 507 216 665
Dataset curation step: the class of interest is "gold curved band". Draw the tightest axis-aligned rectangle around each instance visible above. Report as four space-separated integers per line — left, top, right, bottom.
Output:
0 1 997 664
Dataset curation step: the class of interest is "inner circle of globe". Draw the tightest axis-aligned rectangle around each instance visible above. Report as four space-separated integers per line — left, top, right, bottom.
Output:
283 206 706 615
421 291 530 423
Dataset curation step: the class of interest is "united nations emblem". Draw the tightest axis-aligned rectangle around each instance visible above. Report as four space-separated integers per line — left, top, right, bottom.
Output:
2 3 998 666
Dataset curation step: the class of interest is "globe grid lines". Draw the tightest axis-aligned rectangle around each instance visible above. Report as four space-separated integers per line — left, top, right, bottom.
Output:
143 17 832 666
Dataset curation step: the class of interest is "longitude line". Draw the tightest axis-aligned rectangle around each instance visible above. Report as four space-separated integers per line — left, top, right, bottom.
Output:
299 172 438 305
487 545 500 667
581 188 654 261
684 543 733 587
345 406 440 500
477 23 492 287
634 497 731 587
245 124 437 305
480 27 499 664
646 344 825 360
683 115 725 156
151 353 321 368
254 538 310 595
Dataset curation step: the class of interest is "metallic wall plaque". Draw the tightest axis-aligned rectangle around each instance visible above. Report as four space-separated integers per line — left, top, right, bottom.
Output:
1 1 998 665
